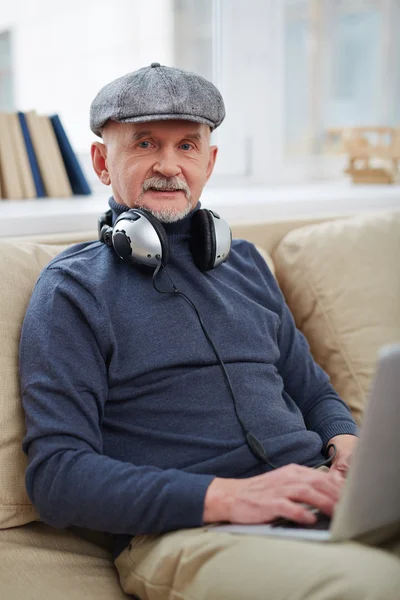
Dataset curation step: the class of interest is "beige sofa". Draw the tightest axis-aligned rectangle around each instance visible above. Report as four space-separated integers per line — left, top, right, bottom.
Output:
0 209 399 599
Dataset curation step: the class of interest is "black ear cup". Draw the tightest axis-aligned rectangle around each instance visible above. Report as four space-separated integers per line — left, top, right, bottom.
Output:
99 225 113 246
112 230 135 261
190 209 216 272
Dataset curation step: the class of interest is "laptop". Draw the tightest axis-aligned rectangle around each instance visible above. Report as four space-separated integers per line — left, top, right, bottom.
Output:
213 342 400 543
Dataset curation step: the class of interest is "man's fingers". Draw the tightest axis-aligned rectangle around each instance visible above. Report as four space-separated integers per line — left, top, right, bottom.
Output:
286 484 337 517
223 466 347 526
329 468 346 481
330 461 349 477
272 499 317 525
313 474 344 499
304 470 345 498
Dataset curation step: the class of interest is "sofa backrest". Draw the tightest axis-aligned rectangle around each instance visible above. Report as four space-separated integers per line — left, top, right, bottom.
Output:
0 241 70 528
0 209 398 530
273 210 400 424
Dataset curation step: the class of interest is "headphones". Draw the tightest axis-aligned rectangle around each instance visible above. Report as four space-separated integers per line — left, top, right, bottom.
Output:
98 207 232 272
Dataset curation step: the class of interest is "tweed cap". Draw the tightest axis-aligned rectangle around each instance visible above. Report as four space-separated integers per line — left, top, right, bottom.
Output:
90 63 225 137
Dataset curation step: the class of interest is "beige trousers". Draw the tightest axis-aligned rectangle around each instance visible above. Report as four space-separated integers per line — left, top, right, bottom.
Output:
115 524 400 600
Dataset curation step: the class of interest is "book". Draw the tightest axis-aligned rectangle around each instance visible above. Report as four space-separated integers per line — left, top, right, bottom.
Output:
8 112 36 199
39 115 73 197
25 110 60 197
0 112 24 199
50 114 91 195
18 112 46 198
25 111 72 198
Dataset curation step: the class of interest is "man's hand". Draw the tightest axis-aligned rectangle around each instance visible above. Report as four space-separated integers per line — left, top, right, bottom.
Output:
327 434 358 478
203 464 345 525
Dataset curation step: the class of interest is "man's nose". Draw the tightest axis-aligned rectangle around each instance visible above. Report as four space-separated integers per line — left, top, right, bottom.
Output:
152 149 181 178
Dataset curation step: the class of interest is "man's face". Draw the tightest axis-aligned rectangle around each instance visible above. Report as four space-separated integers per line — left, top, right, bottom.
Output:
91 120 218 222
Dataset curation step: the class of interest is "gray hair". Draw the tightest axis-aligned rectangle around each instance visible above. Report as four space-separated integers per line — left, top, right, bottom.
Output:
136 176 193 223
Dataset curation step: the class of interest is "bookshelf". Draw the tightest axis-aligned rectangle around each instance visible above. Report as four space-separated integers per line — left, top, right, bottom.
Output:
0 182 399 238
0 110 91 201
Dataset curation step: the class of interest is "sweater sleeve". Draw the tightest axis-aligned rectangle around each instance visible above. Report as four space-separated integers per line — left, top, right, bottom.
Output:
250 245 359 447
19 267 214 535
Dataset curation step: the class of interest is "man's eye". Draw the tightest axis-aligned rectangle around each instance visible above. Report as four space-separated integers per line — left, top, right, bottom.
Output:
138 141 152 148
180 143 193 151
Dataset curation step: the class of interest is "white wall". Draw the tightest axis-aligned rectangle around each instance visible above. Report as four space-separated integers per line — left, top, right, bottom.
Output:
0 0 341 189
0 0 174 155
1 0 392 189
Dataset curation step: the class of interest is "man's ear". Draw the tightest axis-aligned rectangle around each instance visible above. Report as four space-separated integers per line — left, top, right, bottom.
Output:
91 142 111 185
206 145 218 181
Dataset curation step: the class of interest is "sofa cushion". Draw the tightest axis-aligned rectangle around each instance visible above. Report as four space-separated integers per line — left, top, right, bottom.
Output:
0 241 68 528
0 235 273 529
272 211 400 425
255 245 275 275
0 522 128 599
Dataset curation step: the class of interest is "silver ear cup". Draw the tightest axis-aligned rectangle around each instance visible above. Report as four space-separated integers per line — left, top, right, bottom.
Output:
112 214 164 267
209 211 232 268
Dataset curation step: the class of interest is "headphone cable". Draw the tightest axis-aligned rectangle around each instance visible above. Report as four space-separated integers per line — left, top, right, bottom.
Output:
152 259 337 471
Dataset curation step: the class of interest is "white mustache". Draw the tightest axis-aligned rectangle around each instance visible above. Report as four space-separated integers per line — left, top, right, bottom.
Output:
142 177 190 199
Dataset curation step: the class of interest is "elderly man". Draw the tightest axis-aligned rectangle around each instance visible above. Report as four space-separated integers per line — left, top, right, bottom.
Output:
20 64 400 599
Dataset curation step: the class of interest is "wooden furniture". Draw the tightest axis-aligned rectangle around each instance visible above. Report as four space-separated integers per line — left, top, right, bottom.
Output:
326 127 400 184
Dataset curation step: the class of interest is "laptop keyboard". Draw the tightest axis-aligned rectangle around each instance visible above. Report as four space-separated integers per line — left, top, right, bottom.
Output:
270 511 331 531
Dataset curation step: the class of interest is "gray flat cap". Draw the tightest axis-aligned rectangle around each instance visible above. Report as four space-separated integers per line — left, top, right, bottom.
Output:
90 63 225 137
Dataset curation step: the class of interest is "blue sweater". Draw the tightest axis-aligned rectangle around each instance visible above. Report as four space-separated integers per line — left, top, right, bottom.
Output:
20 199 358 558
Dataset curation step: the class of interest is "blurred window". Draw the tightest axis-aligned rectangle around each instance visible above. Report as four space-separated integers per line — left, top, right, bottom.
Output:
284 0 400 157
0 31 14 111
3 1 398 185
174 0 213 81
172 0 400 182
